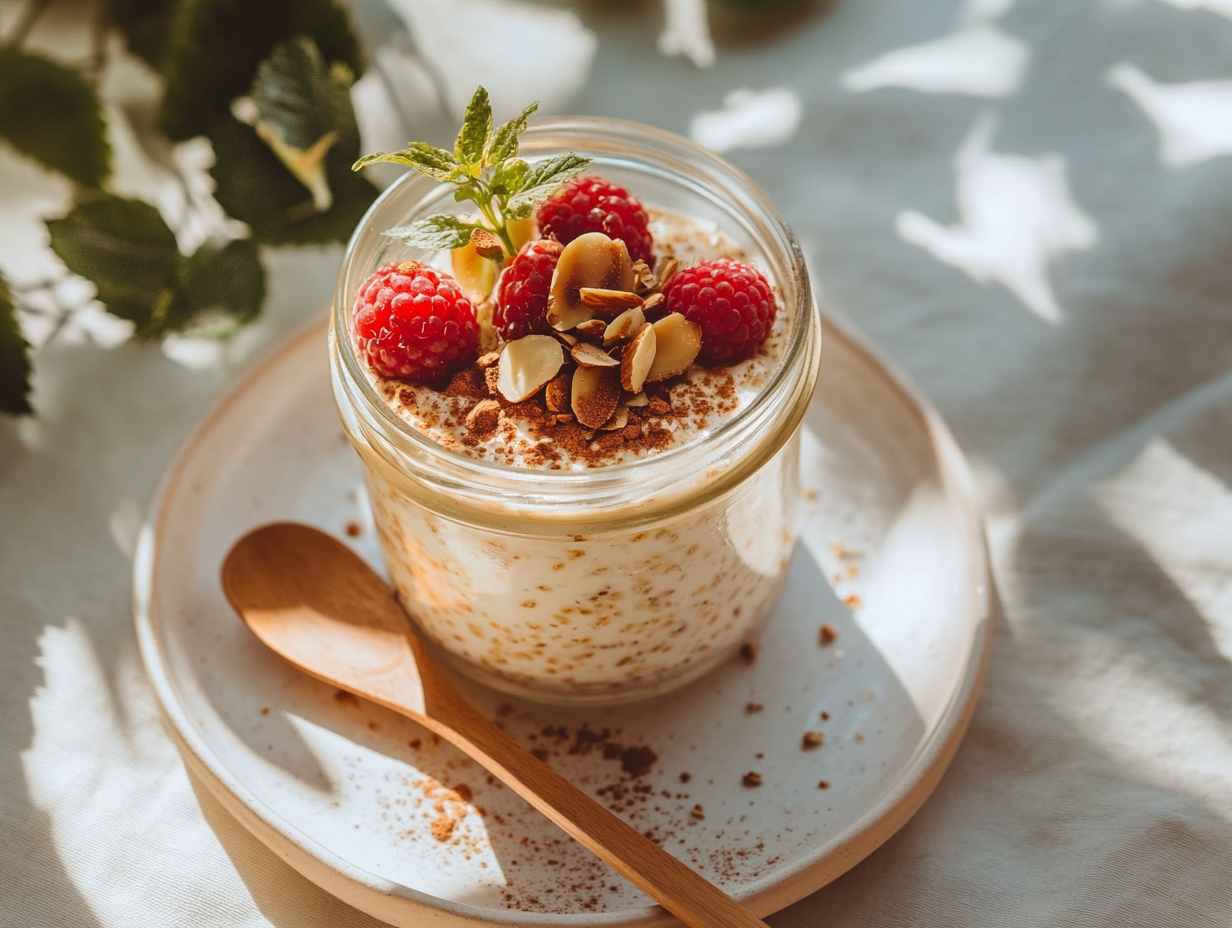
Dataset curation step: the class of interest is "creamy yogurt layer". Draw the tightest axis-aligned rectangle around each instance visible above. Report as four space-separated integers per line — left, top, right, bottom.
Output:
364 209 791 469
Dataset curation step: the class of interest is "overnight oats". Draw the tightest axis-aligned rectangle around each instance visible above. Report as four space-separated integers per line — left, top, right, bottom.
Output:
331 88 821 704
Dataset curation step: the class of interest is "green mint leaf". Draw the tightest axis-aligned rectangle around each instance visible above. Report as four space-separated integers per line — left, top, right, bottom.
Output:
172 239 266 336
0 49 109 188
104 0 178 68
486 101 538 165
354 141 462 182
251 36 357 211
46 195 182 339
383 215 476 251
454 85 491 169
210 115 377 247
491 158 529 197
504 153 590 217
0 274 33 415
159 0 362 141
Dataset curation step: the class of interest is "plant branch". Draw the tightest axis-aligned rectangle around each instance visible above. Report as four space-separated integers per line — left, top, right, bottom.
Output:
473 185 514 259
5 0 56 49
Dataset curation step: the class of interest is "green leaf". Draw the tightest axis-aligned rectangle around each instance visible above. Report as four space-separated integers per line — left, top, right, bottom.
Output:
174 239 266 336
0 274 33 415
159 0 362 142
46 195 182 339
491 158 529 197
454 86 491 169
251 36 357 211
487 101 537 165
210 116 378 247
0 49 109 188
504 153 590 218
354 141 462 183
104 0 178 68
383 215 476 251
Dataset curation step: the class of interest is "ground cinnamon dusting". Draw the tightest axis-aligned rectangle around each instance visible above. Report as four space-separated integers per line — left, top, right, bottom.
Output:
354 698 810 916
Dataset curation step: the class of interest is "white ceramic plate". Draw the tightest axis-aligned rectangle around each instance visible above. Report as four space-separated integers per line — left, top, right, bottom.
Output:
135 315 991 927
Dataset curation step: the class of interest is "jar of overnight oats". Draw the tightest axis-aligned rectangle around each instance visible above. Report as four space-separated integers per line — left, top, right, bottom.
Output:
330 117 821 705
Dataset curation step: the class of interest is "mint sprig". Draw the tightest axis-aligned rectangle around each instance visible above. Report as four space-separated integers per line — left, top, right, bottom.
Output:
353 86 591 260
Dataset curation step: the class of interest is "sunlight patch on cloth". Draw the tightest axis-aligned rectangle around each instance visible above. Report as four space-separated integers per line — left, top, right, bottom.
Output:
689 88 802 153
384 0 596 121
1108 64 1232 168
843 25 1030 99
108 498 145 560
1153 0 1232 19
1095 438 1232 653
659 0 715 68
21 621 269 927
895 114 1097 325
959 0 1018 23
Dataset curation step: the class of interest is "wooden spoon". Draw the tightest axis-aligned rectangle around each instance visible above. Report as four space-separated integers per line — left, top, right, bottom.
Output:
221 522 771 928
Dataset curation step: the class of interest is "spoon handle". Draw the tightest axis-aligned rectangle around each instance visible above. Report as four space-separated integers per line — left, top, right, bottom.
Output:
420 695 771 928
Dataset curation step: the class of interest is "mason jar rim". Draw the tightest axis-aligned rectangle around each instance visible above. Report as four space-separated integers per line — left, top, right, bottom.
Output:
331 115 821 519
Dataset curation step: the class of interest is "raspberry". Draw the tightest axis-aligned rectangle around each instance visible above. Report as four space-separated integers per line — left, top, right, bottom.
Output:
536 176 654 265
352 261 479 384
494 238 562 341
662 259 778 365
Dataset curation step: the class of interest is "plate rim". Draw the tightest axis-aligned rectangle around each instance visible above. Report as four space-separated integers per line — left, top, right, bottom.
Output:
134 312 993 927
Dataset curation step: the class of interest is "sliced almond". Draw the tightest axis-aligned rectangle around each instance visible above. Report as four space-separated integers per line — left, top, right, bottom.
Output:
631 259 656 291
553 330 578 347
497 335 564 402
600 405 629 431
476 350 501 369
641 292 665 315
645 314 702 383
620 322 657 394
574 319 608 340
544 371 572 412
547 232 634 331
571 366 621 429
626 391 649 408
545 295 590 332
579 287 644 316
571 342 620 369
604 306 645 346
655 256 680 290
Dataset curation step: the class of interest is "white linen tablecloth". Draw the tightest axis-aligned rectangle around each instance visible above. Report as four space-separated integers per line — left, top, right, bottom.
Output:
4 0 1232 925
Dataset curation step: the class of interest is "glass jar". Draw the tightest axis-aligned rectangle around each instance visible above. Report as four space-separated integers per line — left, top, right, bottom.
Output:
330 117 821 705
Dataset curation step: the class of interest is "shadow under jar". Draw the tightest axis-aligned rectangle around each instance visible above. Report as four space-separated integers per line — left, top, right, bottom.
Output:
331 117 822 705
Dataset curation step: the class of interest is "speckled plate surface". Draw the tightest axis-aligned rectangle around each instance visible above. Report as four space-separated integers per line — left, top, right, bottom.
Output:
134 314 991 927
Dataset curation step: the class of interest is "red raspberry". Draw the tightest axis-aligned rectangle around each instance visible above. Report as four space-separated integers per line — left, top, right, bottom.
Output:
352 261 479 384
494 238 562 340
663 259 778 365
536 175 654 265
